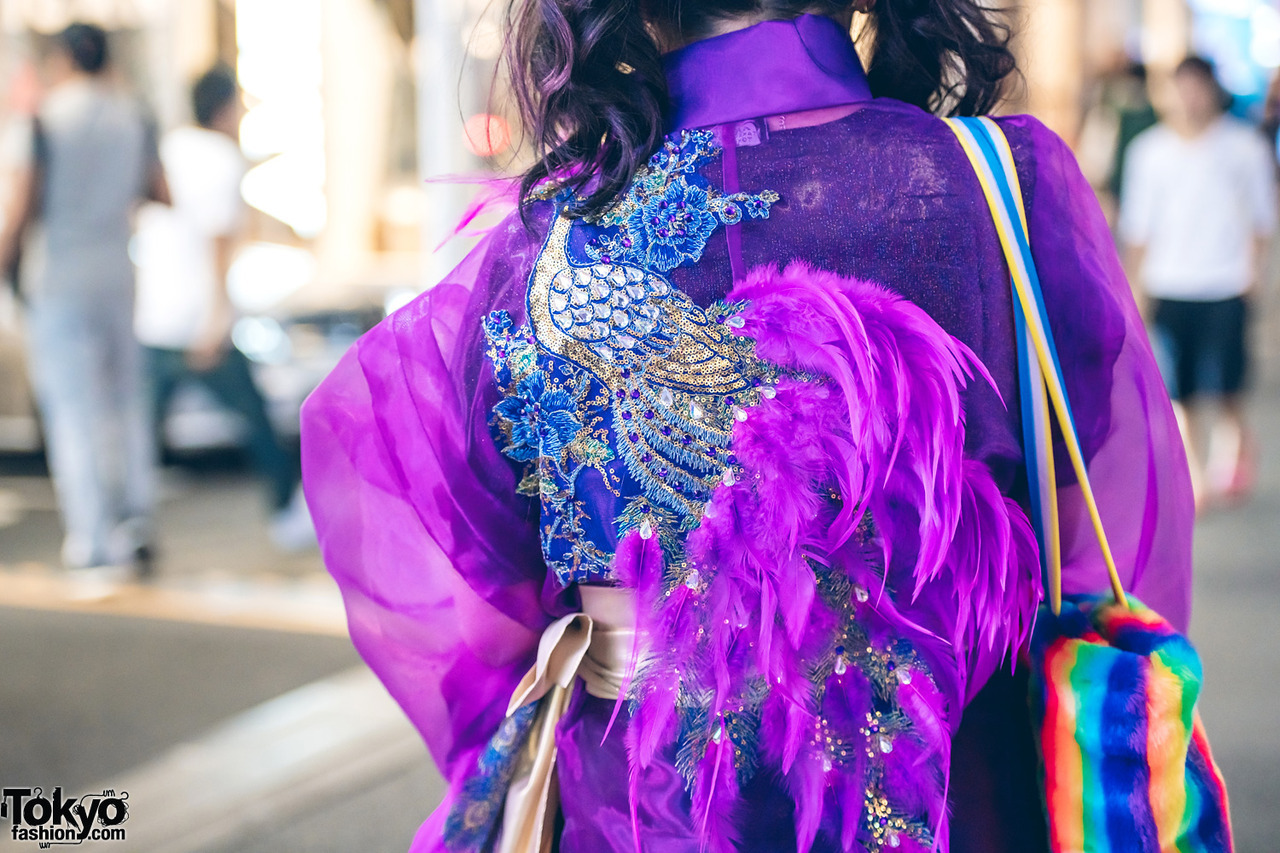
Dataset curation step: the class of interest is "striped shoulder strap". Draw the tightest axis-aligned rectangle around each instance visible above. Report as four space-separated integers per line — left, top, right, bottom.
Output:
943 116 1127 613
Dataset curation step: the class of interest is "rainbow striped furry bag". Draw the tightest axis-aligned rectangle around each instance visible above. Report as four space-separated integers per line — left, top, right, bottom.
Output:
948 117 1234 853
1030 596 1231 852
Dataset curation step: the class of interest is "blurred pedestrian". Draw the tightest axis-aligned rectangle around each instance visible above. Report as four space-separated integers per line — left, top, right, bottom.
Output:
132 66 313 551
1121 56 1278 506
1109 62 1159 207
1077 59 1158 227
1 59 42 290
0 23 168 581
1077 60 1158 208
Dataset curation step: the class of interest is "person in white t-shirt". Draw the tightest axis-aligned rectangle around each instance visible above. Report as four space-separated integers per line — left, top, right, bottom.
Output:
1121 56 1278 506
134 66 312 550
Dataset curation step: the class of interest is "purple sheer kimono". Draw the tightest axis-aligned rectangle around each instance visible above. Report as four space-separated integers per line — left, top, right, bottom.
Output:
301 15 1193 853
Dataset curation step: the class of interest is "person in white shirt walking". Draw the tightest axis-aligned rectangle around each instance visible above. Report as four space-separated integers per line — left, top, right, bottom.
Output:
133 66 312 551
1122 56 1278 506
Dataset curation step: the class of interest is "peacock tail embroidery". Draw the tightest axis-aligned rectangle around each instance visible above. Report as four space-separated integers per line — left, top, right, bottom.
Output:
486 130 782 585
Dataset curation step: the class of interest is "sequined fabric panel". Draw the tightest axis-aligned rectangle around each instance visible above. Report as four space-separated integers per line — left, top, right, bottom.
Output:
485 130 781 586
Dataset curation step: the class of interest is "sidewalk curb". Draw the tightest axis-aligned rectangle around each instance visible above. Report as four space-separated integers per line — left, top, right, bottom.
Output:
74 667 433 853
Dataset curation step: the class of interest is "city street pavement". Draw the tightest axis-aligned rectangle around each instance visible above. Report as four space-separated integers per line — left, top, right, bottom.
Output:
1 374 1278 851
1189 444 1280 850
1186 301 1280 853
0 459 439 852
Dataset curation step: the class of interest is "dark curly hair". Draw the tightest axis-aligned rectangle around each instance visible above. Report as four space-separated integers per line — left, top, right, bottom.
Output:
504 0 1018 219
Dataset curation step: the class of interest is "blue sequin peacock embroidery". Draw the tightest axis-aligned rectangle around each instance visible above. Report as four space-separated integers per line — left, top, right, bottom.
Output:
485 129 781 585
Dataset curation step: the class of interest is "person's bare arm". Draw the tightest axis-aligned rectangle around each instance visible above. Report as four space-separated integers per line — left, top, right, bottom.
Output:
1249 233 1273 297
1124 243 1150 318
146 160 171 206
0 162 36 275
185 233 237 371
1246 134 1278 298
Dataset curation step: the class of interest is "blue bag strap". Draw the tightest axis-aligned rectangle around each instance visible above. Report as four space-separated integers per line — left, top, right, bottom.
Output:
944 116 1128 613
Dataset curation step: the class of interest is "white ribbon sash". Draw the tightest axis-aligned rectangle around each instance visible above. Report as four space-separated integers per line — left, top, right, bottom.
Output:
497 588 638 853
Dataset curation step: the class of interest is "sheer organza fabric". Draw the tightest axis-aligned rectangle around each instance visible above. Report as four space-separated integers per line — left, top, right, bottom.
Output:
301 103 1192 852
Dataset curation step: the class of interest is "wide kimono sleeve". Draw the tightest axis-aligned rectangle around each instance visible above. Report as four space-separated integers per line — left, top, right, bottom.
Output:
299 212 553 817
999 116 1195 633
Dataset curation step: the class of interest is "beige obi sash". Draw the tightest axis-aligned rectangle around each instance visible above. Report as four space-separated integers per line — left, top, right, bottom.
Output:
497 587 638 853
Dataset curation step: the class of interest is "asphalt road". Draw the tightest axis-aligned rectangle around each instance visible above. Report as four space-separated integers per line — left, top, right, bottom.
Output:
1189 462 1280 853
0 608 360 790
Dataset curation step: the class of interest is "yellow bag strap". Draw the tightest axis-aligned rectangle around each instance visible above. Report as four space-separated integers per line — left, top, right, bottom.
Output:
944 116 1128 614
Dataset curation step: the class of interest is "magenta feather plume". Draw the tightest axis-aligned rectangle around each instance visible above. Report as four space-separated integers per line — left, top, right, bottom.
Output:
691 732 744 853
614 263 1040 851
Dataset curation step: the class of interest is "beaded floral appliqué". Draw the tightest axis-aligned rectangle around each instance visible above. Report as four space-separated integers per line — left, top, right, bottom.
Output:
584 131 778 272
812 569 938 852
486 129 782 585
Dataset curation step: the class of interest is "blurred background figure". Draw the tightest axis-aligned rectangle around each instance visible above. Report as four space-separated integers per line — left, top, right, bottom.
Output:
1077 58 1158 221
1107 63 1160 206
0 22 169 583
132 66 313 552
1121 56 1278 508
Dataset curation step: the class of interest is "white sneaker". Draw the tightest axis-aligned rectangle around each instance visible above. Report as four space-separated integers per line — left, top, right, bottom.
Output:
65 564 133 601
270 487 317 553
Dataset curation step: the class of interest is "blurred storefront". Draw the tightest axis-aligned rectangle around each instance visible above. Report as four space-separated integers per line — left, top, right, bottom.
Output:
1017 0 1280 138
0 0 490 307
0 0 1274 310
1187 0 1280 118
0 0 449 451
1014 0 1189 143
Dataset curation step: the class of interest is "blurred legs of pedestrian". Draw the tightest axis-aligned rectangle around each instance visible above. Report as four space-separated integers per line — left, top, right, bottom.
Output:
1150 296 1254 509
25 297 156 577
1205 397 1253 497
148 344 314 551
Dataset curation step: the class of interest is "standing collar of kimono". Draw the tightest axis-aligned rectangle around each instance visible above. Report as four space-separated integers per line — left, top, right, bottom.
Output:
662 13 872 133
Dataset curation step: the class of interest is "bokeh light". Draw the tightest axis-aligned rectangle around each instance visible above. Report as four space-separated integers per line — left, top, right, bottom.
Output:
463 113 511 158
